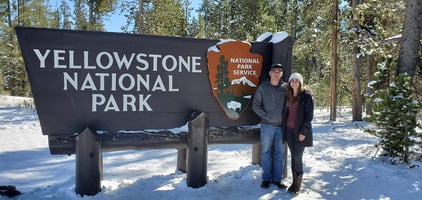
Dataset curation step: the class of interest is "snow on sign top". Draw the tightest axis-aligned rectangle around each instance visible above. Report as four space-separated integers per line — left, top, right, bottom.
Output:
270 32 289 43
207 39 236 53
256 32 289 43
256 32 272 42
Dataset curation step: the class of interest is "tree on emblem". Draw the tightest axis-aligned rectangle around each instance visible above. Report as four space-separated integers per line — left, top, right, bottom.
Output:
215 55 230 96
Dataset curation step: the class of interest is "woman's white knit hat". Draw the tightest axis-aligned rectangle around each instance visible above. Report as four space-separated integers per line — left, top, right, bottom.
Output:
288 72 303 85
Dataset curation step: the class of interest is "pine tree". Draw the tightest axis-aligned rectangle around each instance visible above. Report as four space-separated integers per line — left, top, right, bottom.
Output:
215 55 230 96
365 56 420 164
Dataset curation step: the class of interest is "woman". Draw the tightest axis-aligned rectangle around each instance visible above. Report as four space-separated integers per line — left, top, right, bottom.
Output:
283 72 314 195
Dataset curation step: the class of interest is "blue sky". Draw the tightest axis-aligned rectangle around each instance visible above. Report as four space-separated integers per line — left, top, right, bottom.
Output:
104 0 202 32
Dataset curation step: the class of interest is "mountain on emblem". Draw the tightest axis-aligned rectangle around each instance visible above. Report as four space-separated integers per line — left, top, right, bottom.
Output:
207 41 263 120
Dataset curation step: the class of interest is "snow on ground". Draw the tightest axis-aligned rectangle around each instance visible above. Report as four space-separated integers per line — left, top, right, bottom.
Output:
0 95 421 200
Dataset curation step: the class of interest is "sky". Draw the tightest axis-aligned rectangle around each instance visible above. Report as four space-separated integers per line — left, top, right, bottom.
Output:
1 95 421 200
104 0 202 32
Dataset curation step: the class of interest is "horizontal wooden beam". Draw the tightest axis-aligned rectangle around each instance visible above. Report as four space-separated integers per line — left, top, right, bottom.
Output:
48 127 260 155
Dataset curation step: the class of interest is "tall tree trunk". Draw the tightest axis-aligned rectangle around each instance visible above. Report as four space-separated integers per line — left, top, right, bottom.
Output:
6 0 12 27
352 46 363 121
396 0 421 165
137 0 144 34
304 57 311 85
204 0 208 38
330 0 338 121
365 55 374 114
88 0 95 30
289 0 298 39
351 0 362 121
313 56 323 81
17 0 24 26
396 0 422 79
74 0 85 30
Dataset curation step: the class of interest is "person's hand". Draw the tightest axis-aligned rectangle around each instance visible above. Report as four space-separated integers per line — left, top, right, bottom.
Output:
299 134 305 142
305 89 313 96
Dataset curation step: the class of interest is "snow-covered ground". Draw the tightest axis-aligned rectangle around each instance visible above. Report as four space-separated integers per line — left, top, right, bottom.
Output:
0 95 421 200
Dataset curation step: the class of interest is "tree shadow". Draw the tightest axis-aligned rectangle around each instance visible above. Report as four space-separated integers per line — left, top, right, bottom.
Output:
300 125 422 200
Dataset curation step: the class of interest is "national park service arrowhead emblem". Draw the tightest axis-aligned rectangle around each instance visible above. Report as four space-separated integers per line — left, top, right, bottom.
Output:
207 41 263 120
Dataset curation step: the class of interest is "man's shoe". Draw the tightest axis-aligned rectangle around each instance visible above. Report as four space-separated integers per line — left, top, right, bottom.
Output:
260 181 270 189
273 182 287 189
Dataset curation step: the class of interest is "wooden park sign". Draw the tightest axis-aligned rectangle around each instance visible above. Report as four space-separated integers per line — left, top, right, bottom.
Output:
15 27 293 196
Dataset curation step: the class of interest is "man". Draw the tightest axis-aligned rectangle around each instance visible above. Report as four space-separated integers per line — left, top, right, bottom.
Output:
252 63 287 189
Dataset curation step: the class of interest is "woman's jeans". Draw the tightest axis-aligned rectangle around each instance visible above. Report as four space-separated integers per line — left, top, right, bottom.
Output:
260 124 285 182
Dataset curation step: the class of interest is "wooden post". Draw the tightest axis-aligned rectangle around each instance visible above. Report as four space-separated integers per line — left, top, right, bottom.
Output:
251 143 261 165
75 128 102 196
283 145 288 178
177 148 187 173
186 112 208 188
252 140 287 179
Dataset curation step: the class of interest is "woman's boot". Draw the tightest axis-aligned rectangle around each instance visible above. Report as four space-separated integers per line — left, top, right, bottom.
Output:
292 173 303 195
287 171 297 192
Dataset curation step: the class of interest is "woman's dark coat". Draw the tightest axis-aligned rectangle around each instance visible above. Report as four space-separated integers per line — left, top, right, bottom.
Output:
282 92 314 147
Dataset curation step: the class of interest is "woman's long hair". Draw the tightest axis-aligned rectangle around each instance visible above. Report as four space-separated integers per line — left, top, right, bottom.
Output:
286 81 303 104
